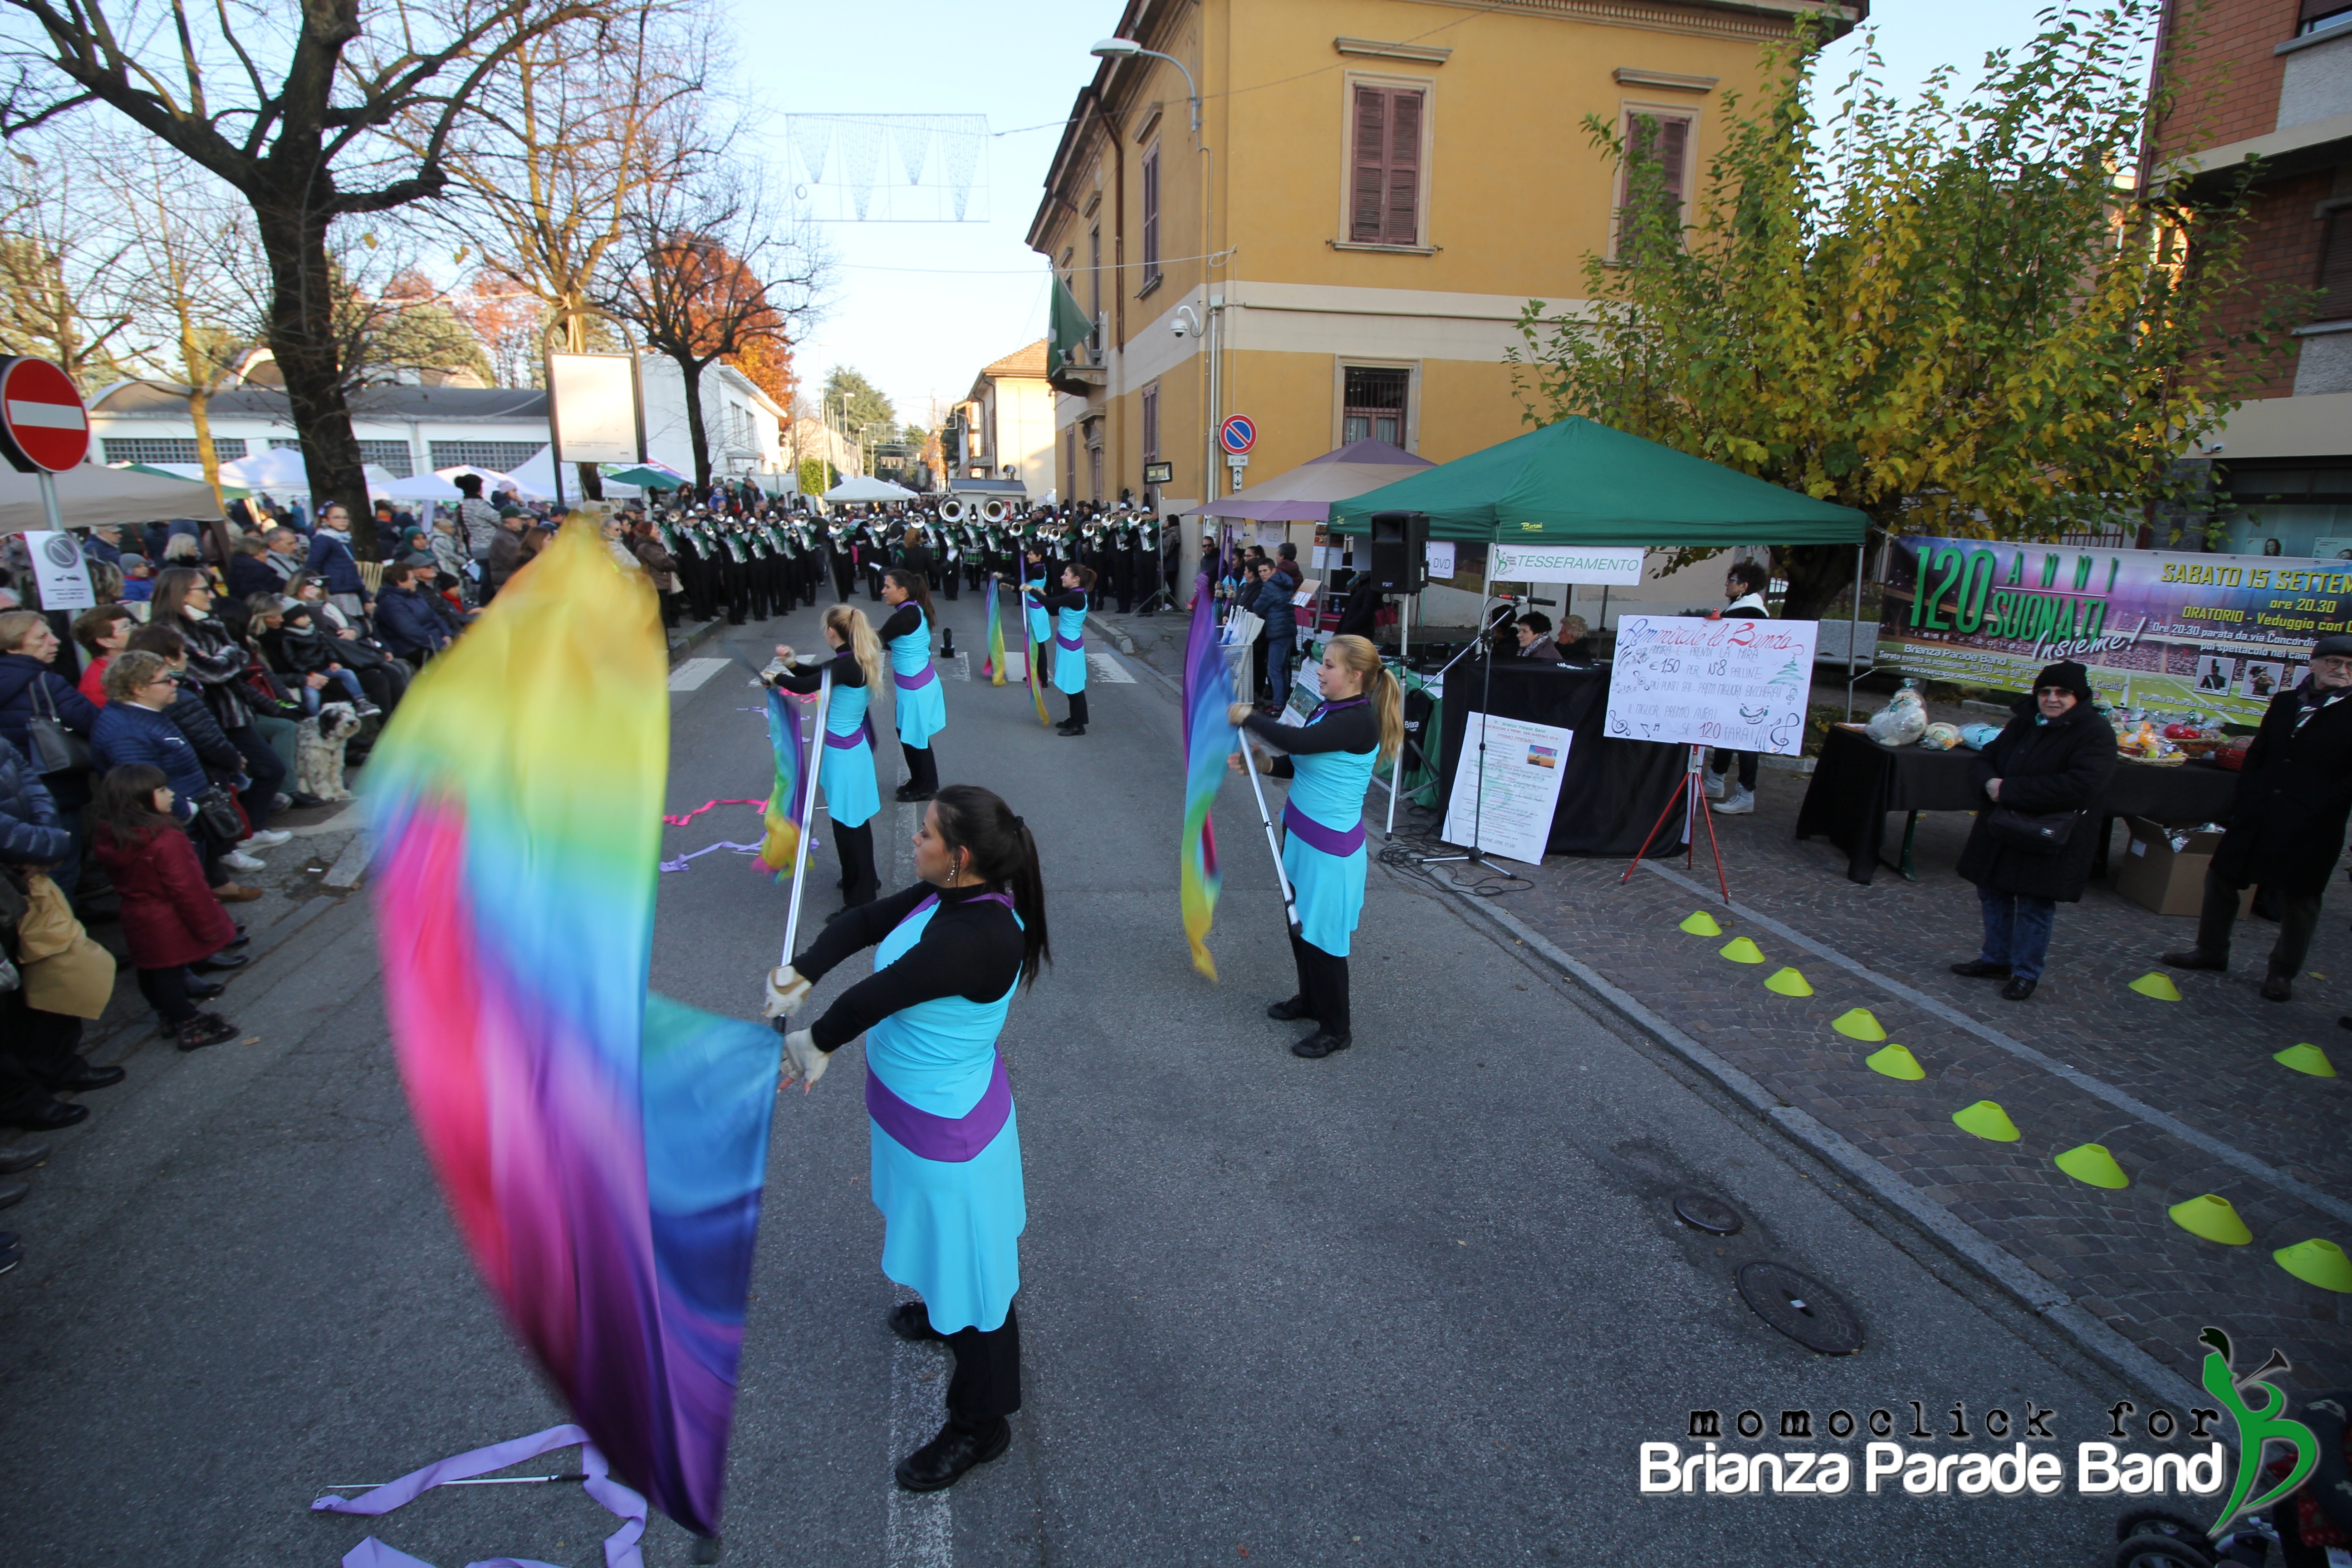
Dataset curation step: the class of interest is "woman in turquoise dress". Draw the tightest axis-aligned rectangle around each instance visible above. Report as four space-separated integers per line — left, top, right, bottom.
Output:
766 785 1049 1492
879 568 946 802
1230 634 1403 1058
769 603 884 906
1038 563 1095 736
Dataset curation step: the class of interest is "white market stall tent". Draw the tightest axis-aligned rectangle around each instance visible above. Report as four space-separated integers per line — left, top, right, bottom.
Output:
0 464 222 533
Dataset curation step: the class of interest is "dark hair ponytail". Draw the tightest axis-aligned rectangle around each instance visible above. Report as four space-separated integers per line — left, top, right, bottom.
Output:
885 567 936 636
931 784 1049 988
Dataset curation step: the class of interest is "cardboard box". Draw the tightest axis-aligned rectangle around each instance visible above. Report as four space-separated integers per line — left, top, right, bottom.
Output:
2112 816 2226 917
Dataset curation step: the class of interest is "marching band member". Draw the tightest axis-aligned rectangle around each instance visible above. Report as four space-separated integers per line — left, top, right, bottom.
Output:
1040 564 1095 736
765 785 1048 1492
1229 635 1403 1058
769 605 885 906
880 568 947 801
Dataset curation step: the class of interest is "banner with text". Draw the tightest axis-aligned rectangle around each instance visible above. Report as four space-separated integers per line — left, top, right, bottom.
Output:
1880 536 2352 725
1490 543 1645 585
1604 615 1818 756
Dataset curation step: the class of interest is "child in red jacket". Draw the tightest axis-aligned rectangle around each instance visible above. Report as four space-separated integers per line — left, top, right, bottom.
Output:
89 764 242 1050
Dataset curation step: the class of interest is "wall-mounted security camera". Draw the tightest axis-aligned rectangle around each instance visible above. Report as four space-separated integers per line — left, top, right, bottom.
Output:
1171 305 1200 339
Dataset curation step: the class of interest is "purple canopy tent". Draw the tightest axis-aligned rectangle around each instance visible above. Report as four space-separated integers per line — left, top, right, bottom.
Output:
1189 437 1435 523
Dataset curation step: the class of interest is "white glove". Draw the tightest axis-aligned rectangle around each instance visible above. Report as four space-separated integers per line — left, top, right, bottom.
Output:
780 1028 828 1092
763 965 812 1019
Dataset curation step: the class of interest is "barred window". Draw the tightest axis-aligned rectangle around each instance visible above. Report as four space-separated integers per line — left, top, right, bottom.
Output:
102 437 248 466
428 440 542 473
274 437 415 476
1342 365 1411 446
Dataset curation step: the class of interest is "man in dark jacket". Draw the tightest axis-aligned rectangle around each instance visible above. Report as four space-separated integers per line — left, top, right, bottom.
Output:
2161 634 2352 1001
373 562 457 663
1949 660 2119 1001
1250 559 1298 711
0 734 123 1136
483 510 528 601
225 537 281 600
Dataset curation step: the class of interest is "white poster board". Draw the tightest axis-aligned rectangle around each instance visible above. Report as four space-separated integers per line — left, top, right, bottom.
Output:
1425 541 1456 579
1441 712 1573 866
1605 615 1817 755
23 529 93 610
547 353 641 465
1490 543 1643 585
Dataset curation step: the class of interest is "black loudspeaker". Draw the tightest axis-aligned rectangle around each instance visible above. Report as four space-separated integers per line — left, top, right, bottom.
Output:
1365 510 1429 593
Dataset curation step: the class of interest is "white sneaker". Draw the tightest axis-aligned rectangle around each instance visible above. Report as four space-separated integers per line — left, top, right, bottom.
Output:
221 850 266 872
1702 773 1726 800
1710 787 1755 816
244 829 293 849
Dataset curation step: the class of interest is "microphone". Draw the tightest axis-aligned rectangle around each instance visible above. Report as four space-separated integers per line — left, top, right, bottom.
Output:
1518 596 1558 607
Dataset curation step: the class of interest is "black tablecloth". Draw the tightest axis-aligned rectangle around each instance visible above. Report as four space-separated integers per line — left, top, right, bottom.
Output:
1794 724 2241 884
1433 661 1689 857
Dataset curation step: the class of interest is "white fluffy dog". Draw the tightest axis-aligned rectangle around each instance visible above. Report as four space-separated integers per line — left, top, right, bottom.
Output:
296 702 364 801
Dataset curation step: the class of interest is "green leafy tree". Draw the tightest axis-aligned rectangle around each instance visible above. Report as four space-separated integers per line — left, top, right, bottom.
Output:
823 364 893 441
1509 2 2296 620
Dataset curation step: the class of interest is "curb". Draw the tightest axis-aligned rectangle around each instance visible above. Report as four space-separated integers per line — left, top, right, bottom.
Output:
667 616 728 666
1397 845 2211 1414
1086 612 1138 656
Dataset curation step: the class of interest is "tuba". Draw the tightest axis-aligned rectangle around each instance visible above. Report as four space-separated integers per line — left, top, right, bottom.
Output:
980 498 1010 524
937 496 968 523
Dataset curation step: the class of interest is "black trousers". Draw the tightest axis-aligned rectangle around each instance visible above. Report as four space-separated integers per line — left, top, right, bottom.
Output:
1289 931 1352 1039
2195 865 2323 977
1710 748 1759 790
0 979 88 1122
227 723 286 830
932 1303 1021 1427
832 819 878 905
900 742 938 796
831 552 857 603
137 965 197 1025
1063 690 1088 728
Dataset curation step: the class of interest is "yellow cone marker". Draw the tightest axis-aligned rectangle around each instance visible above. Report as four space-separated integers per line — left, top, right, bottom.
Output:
2053 1143 2130 1190
1831 1008 1887 1042
2274 1238 2352 1293
1764 967 1813 997
1865 1043 1926 1081
2169 1194 2253 1246
2274 1043 2338 1078
1719 937 1765 965
2129 972 2183 1001
1952 1100 2021 1142
1679 910 1724 938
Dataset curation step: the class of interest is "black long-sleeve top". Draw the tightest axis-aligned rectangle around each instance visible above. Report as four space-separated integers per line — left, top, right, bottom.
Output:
768 648 867 695
877 603 926 645
1037 588 1087 615
1242 702 1377 780
790 882 1026 1053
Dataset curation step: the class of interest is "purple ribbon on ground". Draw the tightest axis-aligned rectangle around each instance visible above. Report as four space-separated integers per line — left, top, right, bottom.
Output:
893 664 937 691
866 1052 1012 1162
312 1423 647 1568
657 840 764 873
1283 799 1365 858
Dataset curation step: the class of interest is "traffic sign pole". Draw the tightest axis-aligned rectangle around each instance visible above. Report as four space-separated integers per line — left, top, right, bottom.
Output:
36 470 60 531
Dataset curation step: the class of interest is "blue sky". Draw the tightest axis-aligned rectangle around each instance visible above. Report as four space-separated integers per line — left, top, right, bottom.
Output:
727 0 2079 432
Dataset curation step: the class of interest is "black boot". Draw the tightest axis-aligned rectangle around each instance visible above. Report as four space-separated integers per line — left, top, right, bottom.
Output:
1266 995 1313 1021
894 1418 1011 1493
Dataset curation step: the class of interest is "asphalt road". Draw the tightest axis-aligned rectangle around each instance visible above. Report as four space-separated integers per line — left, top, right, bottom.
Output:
0 585 2167 1567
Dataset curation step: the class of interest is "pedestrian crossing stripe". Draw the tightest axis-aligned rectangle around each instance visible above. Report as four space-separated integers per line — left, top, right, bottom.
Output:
951 652 971 681
666 657 731 691
1088 651 1135 684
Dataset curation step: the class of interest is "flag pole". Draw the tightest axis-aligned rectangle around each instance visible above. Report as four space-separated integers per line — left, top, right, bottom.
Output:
778 670 833 969
1238 728 1300 933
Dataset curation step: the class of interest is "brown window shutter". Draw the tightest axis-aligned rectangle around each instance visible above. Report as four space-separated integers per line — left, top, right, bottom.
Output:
1142 150 1160 279
1656 115 1689 206
2319 210 2352 322
1384 90 1423 245
1351 86 1388 243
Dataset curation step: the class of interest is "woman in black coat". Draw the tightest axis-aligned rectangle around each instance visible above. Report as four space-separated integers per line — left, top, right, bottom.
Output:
1950 660 2118 1001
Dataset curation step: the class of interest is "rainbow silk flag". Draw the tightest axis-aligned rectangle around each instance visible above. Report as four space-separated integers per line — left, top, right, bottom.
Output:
1180 573 1236 979
982 577 1007 685
367 519 781 1540
756 682 808 878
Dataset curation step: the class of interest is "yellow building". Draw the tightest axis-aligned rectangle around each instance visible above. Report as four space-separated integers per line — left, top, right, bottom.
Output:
1027 0 1864 579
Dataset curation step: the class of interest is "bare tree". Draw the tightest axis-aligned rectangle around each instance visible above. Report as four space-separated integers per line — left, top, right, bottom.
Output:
597 165 823 488
0 0 609 555
0 147 137 387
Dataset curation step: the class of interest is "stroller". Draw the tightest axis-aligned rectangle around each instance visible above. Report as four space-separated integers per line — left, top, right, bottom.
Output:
2113 1392 2352 1567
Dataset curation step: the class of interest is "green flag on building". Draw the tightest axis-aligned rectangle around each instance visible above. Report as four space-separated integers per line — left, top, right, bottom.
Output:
1047 274 1093 377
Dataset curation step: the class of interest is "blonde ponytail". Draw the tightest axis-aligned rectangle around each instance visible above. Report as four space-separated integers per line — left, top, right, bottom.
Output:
1326 633 1403 767
826 603 886 692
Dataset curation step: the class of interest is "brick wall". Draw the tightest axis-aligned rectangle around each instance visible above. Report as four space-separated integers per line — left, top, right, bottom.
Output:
2151 0 2303 161
2207 167 2336 395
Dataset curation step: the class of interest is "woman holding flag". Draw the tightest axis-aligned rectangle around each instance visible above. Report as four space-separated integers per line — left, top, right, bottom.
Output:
762 785 1049 1493
1229 634 1403 1058
1039 564 1096 736
769 605 884 907
880 568 946 802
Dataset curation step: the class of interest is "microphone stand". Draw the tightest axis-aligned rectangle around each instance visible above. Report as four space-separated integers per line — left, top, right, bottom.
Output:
1421 591 1524 870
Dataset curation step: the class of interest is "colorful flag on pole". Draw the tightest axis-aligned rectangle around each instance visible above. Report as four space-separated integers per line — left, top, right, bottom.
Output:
1180 573 1237 979
367 518 781 1540
755 682 808 879
983 577 1008 686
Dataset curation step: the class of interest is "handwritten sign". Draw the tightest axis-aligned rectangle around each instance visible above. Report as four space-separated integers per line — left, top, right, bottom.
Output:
1604 615 1818 756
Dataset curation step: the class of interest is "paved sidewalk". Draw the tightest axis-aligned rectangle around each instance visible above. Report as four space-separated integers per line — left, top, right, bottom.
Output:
1403 765 2351 1392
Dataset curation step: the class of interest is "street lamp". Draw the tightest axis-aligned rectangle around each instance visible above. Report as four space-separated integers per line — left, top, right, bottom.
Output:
1089 37 1199 132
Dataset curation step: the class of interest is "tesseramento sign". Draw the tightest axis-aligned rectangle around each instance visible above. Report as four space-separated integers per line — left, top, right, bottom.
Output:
1881 535 2352 725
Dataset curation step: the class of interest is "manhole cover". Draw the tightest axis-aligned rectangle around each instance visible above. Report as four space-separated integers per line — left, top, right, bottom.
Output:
1672 1193 1743 1235
1735 1262 1863 1355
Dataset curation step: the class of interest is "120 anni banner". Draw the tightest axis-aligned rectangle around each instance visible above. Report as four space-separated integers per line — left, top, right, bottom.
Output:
1880 534 2352 725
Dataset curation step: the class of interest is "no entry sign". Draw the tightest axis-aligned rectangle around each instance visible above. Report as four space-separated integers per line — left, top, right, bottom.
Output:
1218 414 1256 457
0 358 89 473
